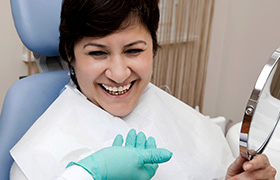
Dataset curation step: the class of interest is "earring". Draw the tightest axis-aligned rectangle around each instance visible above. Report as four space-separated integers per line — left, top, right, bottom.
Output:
69 66 80 90
70 67 75 77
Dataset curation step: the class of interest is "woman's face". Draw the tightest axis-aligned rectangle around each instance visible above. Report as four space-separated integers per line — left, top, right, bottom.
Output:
72 23 153 117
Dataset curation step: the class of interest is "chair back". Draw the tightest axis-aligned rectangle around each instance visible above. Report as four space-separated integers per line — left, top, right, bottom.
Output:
0 0 68 179
11 0 62 56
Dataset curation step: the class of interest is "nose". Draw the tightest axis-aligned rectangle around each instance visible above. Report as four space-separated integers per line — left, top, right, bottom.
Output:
105 56 131 83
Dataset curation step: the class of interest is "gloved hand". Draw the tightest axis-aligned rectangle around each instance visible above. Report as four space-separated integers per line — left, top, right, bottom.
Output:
67 129 172 180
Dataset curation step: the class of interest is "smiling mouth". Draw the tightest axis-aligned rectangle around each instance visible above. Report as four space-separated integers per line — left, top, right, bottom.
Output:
100 81 135 95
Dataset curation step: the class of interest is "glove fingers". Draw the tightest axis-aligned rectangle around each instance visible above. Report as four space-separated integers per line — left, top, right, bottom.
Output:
140 148 173 164
112 134 123 146
125 129 137 147
146 137 157 149
136 132 146 149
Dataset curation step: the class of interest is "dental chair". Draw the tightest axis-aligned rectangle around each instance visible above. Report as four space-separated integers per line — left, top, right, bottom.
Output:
0 0 69 179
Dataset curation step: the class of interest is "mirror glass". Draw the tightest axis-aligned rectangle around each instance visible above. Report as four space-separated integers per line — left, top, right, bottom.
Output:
240 47 280 160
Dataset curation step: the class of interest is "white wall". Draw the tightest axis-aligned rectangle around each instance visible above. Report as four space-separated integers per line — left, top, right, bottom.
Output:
203 0 280 129
0 1 27 111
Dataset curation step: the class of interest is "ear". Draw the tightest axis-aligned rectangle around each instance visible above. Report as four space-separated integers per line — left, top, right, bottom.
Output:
64 45 75 67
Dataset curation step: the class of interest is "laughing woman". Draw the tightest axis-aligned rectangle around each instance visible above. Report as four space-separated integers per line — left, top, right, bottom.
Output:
10 0 276 179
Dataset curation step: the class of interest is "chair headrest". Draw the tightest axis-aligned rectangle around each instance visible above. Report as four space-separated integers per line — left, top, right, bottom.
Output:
10 0 62 56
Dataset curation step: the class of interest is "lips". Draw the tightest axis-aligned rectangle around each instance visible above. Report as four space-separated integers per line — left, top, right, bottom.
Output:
100 81 135 95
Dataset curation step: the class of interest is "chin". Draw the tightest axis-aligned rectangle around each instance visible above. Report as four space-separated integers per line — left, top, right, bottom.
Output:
107 106 134 118
111 110 132 118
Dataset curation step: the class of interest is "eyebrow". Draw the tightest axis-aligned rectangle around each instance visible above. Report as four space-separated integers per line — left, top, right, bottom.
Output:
83 40 147 49
124 40 147 48
83 42 106 49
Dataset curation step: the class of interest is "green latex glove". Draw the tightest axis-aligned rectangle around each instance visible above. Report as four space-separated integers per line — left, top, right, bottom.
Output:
67 129 173 180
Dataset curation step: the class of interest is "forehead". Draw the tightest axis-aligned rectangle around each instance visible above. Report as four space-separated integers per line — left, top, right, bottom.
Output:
76 23 151 47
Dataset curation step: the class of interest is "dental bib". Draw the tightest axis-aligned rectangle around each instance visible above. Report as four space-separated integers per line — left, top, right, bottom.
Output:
10 83 234 180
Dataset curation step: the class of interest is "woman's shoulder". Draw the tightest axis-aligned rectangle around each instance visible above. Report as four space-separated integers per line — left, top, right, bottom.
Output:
143 83 204 117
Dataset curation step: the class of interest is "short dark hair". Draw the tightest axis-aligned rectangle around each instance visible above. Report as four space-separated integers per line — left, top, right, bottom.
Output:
59 0 160 62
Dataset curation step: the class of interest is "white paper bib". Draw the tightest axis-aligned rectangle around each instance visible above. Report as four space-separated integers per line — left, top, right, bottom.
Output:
10 83 234 180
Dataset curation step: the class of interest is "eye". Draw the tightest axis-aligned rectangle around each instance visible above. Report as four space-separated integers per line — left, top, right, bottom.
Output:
88 51 108 60
89 51 107 56
125 49 144 55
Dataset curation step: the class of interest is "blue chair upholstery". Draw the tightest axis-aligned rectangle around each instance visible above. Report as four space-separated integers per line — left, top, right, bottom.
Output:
0 71 70 179
10 0 62 56
0 0 68 179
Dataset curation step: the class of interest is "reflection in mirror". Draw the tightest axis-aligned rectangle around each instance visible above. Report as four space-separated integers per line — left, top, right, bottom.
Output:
240 48 280 160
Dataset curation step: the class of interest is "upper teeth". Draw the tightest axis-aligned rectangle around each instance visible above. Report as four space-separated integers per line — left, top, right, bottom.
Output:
102 83 131 92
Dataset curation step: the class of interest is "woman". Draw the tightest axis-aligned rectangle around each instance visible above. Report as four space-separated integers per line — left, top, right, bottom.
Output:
10 0 276 179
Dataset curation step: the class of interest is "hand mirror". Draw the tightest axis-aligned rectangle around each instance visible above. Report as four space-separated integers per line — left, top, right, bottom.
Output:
240 47 280 160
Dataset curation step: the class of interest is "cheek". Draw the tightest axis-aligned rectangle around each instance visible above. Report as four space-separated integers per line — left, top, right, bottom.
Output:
130 47 153 74
132 60 152 80
139 54 153 77
74 57 105 80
